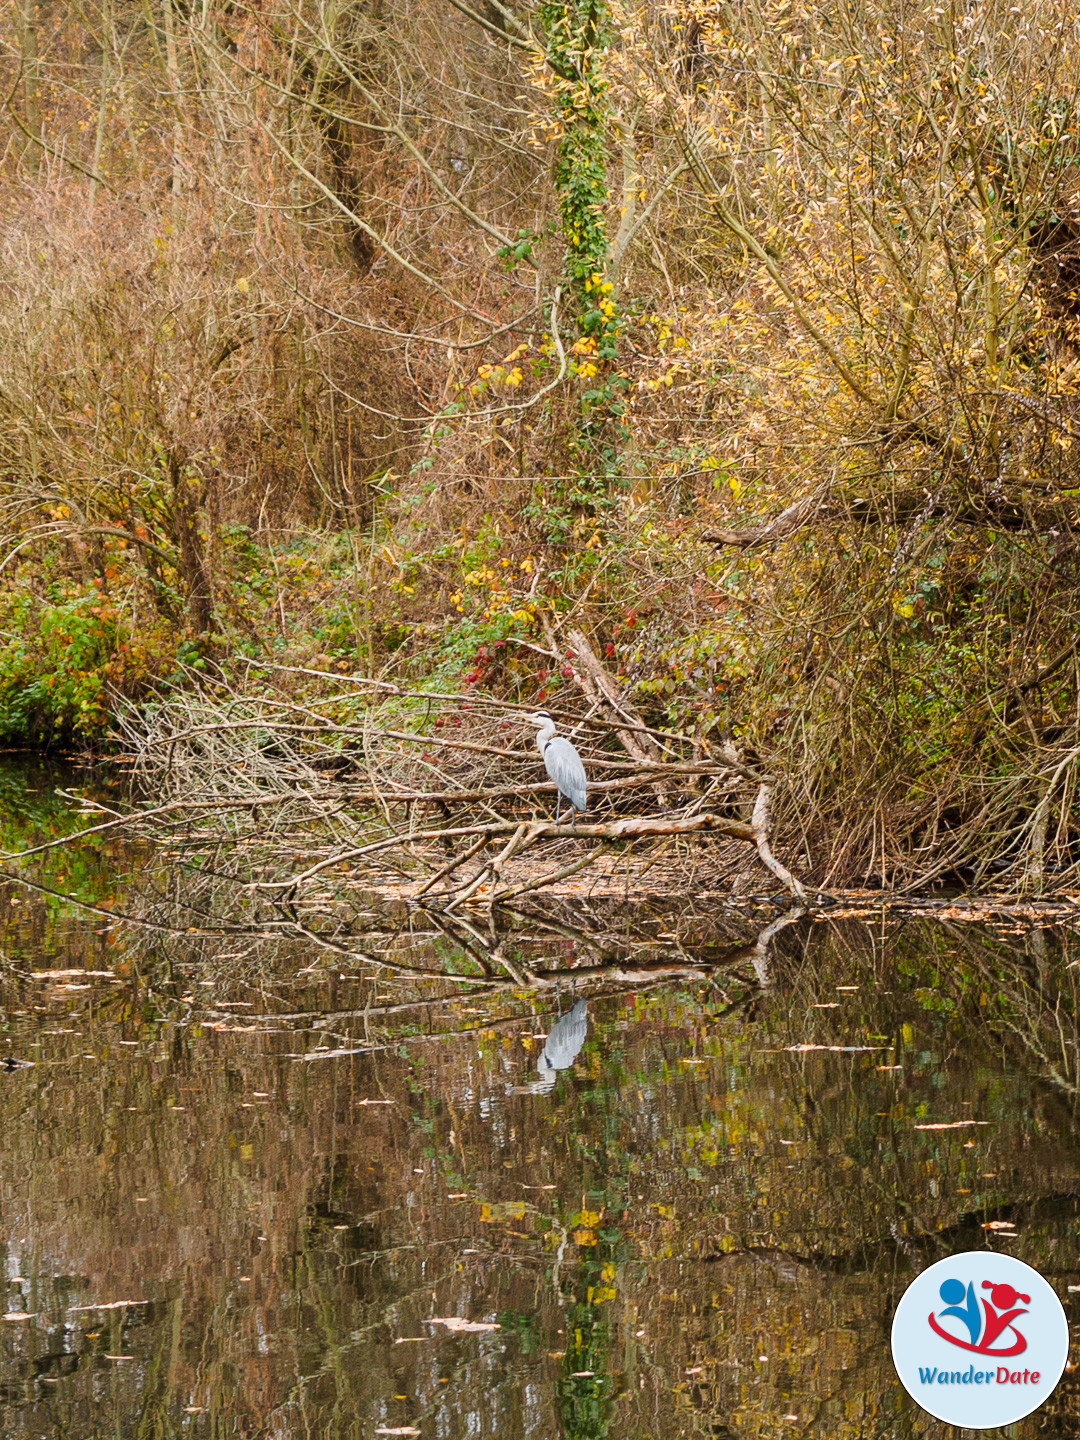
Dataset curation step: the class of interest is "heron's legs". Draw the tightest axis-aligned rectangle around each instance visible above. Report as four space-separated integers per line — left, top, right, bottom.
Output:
555 794 562 825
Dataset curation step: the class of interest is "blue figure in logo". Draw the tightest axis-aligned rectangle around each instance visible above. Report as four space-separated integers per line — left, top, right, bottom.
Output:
938 1278 982 1345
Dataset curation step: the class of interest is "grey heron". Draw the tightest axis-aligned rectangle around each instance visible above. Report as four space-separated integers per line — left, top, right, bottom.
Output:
528 711 587 824
530 999 588 1093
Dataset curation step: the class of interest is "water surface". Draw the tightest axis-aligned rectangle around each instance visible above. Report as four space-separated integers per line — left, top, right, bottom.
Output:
1 768 1079 1437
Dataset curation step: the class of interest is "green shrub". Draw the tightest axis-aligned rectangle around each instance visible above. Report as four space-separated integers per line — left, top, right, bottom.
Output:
0 590 122 741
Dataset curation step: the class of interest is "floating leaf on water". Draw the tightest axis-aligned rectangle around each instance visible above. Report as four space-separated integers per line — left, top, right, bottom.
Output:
479 1201 526 1222
68 1300 150 1312
32 969 115 979
429 1317 500 1332
783 1044 891 1053
913 1121 990 1130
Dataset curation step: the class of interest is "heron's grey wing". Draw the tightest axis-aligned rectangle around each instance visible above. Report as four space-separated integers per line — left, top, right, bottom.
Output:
544 999 588 1070
544 737 587 812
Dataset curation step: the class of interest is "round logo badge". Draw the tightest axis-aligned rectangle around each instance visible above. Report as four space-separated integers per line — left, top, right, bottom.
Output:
891 1252 1070 1428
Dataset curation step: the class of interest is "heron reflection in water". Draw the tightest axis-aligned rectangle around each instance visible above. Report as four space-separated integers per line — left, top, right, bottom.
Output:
530 998 588 1093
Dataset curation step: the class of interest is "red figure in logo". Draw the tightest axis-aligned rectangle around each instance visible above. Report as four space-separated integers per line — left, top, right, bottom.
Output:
928 1278 1030 1356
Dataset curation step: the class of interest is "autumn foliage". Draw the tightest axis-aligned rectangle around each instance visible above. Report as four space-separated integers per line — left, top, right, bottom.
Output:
2 0 1080 888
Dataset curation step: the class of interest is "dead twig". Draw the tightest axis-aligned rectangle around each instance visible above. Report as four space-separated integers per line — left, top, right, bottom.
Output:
492 848 604 903
413 834 489 898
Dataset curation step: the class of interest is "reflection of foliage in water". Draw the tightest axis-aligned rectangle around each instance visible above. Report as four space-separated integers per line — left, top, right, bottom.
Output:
0 757 143 968
5 854 1080 1434
0 756 131 882
557 1214 621 1440
0 754 123 838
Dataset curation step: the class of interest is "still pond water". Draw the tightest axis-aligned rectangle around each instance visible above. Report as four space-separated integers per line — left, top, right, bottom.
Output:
1 761 1080 1438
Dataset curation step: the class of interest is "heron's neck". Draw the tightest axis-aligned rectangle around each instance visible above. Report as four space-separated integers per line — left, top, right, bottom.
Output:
535 719 556 753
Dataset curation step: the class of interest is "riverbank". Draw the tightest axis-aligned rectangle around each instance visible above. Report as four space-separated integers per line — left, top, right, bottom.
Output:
4 1 1080 898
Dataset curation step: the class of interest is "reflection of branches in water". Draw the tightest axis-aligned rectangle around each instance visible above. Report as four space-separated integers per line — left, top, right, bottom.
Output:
681 1247 907 1440
746 919 1080 1268
13 841 1080 1440
675 1187 1080 1437
2 864 825 1080
81 859 803 996
813 916 1080 1100
11 828 1080 1136
934 920 1080 1096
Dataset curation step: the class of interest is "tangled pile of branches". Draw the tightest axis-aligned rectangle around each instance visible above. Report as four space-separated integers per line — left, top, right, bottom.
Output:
100 645 808 913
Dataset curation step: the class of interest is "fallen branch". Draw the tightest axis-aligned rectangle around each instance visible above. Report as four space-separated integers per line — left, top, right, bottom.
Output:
108 679 810 901
445 822 530 911
700 470 1069 550
254 810 763 893
832 483 1080 534
492 849 604 903
413 834 489 898
752 785 808 900
565 627 662 766
703 489 825 549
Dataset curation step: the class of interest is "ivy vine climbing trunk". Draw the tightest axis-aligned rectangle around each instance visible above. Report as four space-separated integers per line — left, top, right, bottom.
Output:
539 0 627 484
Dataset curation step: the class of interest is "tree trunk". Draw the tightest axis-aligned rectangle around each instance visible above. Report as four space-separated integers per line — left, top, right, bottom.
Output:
15 0 42 173
161 0 184 196
88 1 113 211
168 451 215 635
